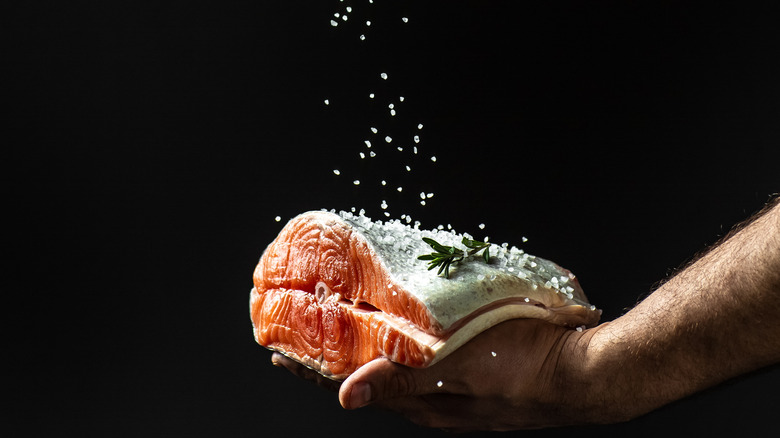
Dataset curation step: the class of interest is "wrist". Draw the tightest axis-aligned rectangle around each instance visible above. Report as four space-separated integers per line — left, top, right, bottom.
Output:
556 322 637 425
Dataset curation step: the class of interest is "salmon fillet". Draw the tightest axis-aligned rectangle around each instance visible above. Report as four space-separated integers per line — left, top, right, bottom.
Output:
250 211 601 380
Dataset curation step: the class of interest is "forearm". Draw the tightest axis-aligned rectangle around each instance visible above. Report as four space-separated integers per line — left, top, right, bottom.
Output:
580 198 780 422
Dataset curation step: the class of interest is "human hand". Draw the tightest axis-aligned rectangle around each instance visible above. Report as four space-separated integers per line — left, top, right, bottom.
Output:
273 318 597 431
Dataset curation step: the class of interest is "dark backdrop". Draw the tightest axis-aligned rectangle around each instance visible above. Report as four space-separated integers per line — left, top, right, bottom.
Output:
9 1 780 436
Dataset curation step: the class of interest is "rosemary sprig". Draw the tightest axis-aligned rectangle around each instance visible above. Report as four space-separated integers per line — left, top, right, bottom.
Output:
417 237 491 278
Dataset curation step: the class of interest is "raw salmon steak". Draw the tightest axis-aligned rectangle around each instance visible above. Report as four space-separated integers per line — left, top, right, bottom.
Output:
250 210 600 380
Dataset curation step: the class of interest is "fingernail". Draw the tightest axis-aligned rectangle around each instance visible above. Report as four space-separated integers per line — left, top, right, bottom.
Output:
349 382 372 409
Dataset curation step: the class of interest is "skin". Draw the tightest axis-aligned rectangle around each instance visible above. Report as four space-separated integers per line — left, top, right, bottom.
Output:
272 197 780 431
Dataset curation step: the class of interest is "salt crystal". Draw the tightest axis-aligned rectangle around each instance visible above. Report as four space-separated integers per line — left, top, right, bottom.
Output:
420 192 427 199
369 93 375 99
402 17 409 23
491 351 497 357
381 200 388 209
353 180 360 185
370 151 376 157
414 135 420 143
364 140 371 147
576 326 584 332
330 20 338 27
370 127 378 134
399 96 405 102
359 152 365 159
417 123 424 129
524 297 530 302
390 109 396 116
388 103 395 109
420 200 426 206
396 187 403 192
381 180 386 186
385 136 392 143
334 13 340 18
413 146 418 154
346 6 352 12
324 99 330 105
366 20 372 26
522 236 528 242
405 165 411 171
426 193 434 198
397 147 403 152
359 34 366 40
384 212 390 217
380 72 388 80
333 169 340 175
436 381 443 388
430 156 437 162
274 216 281 222
342 15 348 21
479 223 486 229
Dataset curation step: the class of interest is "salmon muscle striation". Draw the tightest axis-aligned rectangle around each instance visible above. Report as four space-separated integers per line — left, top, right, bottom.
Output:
250 211 601 380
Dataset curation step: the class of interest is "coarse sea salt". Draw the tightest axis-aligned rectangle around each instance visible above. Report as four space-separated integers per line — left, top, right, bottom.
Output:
274 216 281 222
380 72 388 80
333 169 340 175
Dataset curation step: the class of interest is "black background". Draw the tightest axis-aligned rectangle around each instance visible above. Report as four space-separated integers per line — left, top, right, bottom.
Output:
8 1 780 436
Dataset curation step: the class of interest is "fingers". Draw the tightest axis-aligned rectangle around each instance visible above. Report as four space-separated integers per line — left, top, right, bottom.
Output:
270 352 341 392
338 357 454 409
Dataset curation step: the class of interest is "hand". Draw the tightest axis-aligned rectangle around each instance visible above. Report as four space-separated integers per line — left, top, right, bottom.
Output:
273 318 595 432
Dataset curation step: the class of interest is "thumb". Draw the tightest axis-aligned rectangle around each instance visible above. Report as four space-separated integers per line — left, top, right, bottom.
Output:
338 358 428 409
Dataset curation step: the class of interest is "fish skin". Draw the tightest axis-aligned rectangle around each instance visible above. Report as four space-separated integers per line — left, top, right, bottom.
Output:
251 211 601 380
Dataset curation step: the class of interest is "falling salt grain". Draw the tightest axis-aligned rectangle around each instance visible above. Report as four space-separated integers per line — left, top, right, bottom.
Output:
405 165 411 171
370 151 376 157
380 72 388 80
436 381 443 388
576 326 584 332
430 156 437 162
385 136 392 143
399 96 405 102
366 20 372 26
418 123 424 129
397 147 403 152
413 146 418 154
333 169 340 175
479 223 486 230
402 17 409 23
491 351 497 357
274 216 281 222
381 180 387 186
324 99 330 105
522 236 529 242
370 127 378 134
359 34 366 40
342 15 348 21
364 140 371 147
359 152 366 159
330 20 338 27
346 6 352 13
390 109 396 116
369 93 375 99
381 200 388 209
334 13 340 18
397 187 403 192
414 135 420 143
353 180 360 185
